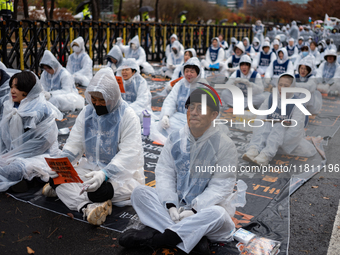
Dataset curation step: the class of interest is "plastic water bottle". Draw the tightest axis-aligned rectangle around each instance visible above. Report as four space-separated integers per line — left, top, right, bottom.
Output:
143 110 151 136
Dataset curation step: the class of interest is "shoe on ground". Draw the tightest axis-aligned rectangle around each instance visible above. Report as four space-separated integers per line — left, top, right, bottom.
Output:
83 200 112 225
119 226 160 249
253 152 270 166
42 183 57 197
242 147 259 163
192 236 210 255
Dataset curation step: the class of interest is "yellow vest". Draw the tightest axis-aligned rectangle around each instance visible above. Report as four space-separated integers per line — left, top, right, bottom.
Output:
82 5 91 19
142 12 149 21
180 14 186 23
0 0 13 12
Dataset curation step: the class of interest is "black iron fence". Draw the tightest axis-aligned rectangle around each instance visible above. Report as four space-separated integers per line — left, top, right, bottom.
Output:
0 20 255 73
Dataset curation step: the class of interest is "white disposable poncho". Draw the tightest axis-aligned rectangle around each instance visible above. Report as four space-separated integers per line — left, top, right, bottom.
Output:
252 22 264 45
133 123 246 253
225 42 245 77
56 68 144 209
310 48 321 66
166 41 184 69
293 52 316 72
165 34 185 58
116 58 153 120
201 37 225 70
40 50 85 112
0 69 11 119
222 55 266 109
295 56 322 114
289 21 299 41
118 35 155 75
253 44 277 75
225 37 238 59
264 48 294 87
66 37 93 87
0 73 62 192
158 57 203 138
248 73 317 161
106 45 123 72
243 37 256 59
316 49 340 91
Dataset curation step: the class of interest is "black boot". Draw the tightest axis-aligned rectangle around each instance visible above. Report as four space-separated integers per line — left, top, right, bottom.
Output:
119 226 160 249
191 236 210 255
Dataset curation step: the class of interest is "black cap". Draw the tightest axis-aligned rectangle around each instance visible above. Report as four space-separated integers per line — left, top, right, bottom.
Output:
185 88 220 113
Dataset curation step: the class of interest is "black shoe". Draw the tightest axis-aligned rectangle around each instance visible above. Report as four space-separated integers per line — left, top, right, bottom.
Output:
191 236 210 255
119 226 160 249
10 180 29 193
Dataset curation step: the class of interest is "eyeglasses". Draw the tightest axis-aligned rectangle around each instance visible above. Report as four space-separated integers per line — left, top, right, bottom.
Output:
188 104 202 113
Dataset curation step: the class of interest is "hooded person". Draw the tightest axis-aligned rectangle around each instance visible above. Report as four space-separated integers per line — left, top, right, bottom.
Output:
0 71 62 192
309 41 321 66
225 41 245 77
271 35 283 49
296 36 305 53
165 34 184 59
157 57 205 140
42 67 145 225
293 45 316 72
66 36 93 87
252 37 261 54
325 38 337 51
164 41 184 78
105 45 124 73
316 49 340 94
317 39 327 60
39 50 85 112
271 39 280 55
252 20 264 45
286 38 299 63
242 37 256 59
242 73 317 166
117 35 155 75
119 88 247 254
116 58 153 121
0 68 11 119
264 48 294 87
222 55 266 109
253 41 277 75
218 34 229 50
289 21 299 41
201 37 225 71
295 56 322 115
225 37 238 59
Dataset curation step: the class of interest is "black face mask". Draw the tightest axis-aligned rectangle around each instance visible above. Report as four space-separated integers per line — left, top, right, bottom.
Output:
94 105 109 116
173 49 178 54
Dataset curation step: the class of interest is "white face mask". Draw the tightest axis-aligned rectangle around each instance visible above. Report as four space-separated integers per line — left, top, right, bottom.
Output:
130 43 137 50
318 45 323 51
72 45 81 53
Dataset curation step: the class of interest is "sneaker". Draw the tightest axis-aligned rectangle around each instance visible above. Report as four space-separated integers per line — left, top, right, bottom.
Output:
119 226 160 249
253 152 269 166
242 147 259 163
83 200 112 225
42 183 57 197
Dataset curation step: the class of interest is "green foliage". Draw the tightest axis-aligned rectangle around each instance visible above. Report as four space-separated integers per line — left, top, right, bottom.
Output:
57 0 84 13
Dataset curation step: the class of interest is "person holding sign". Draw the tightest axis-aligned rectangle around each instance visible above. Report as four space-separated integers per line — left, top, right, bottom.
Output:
42 67 145 226
0 71 62 192
116 58 153 121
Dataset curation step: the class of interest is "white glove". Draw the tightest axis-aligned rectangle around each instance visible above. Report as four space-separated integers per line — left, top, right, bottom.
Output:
234 78 242 84
165 83 173 92
84 170 106 192
46 169 59 179
179 210 195 221
168 207 180 223
228 67 236 73
161 115 170 129
264 78 271 87
44 91 51 100
116 37 122 44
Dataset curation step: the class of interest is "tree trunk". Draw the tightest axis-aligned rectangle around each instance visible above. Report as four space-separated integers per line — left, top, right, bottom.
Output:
23 0 29 19
155 0 159 22
139 0 143 21
13 0 19 20
118 0 123 21
43 0 49 20
50 0 55 20
91 0 99 21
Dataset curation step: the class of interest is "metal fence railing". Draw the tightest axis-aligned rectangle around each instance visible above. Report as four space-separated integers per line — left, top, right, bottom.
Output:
0 20 254 74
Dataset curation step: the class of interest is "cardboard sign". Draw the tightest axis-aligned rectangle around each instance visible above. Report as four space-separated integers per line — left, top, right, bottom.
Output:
45 157 83 185
115 76 125 93
170 76 183 87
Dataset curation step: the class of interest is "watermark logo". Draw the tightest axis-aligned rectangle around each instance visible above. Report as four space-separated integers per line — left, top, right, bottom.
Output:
197 82 222 115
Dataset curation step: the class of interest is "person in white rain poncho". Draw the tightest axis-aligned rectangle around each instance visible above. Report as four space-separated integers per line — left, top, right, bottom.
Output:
39 50 84 112
253 20 264 45
0 68 11 119
42 68 145 225
253 41 276 75
201 37 225 71
116 58 152 121
117 35 155 75
289 21 299 42
271 39 280 56
225 37 238 59
325 38 337 51
295 56 322 115
218 34 228 50
316 49 340 94
242 73 317 166
164 41 184 78
119 88 247 254
297 37 305 53
252 37 261 55
0 71 62 192
165 34 184 59
286 38 299 63
264 48 294 87
309 41 321 67
66 36 93 87
293 46 316 73
225 42 245 78
105 45 123 73
243 37 256 59
158 57 204 139
222 55 266 109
